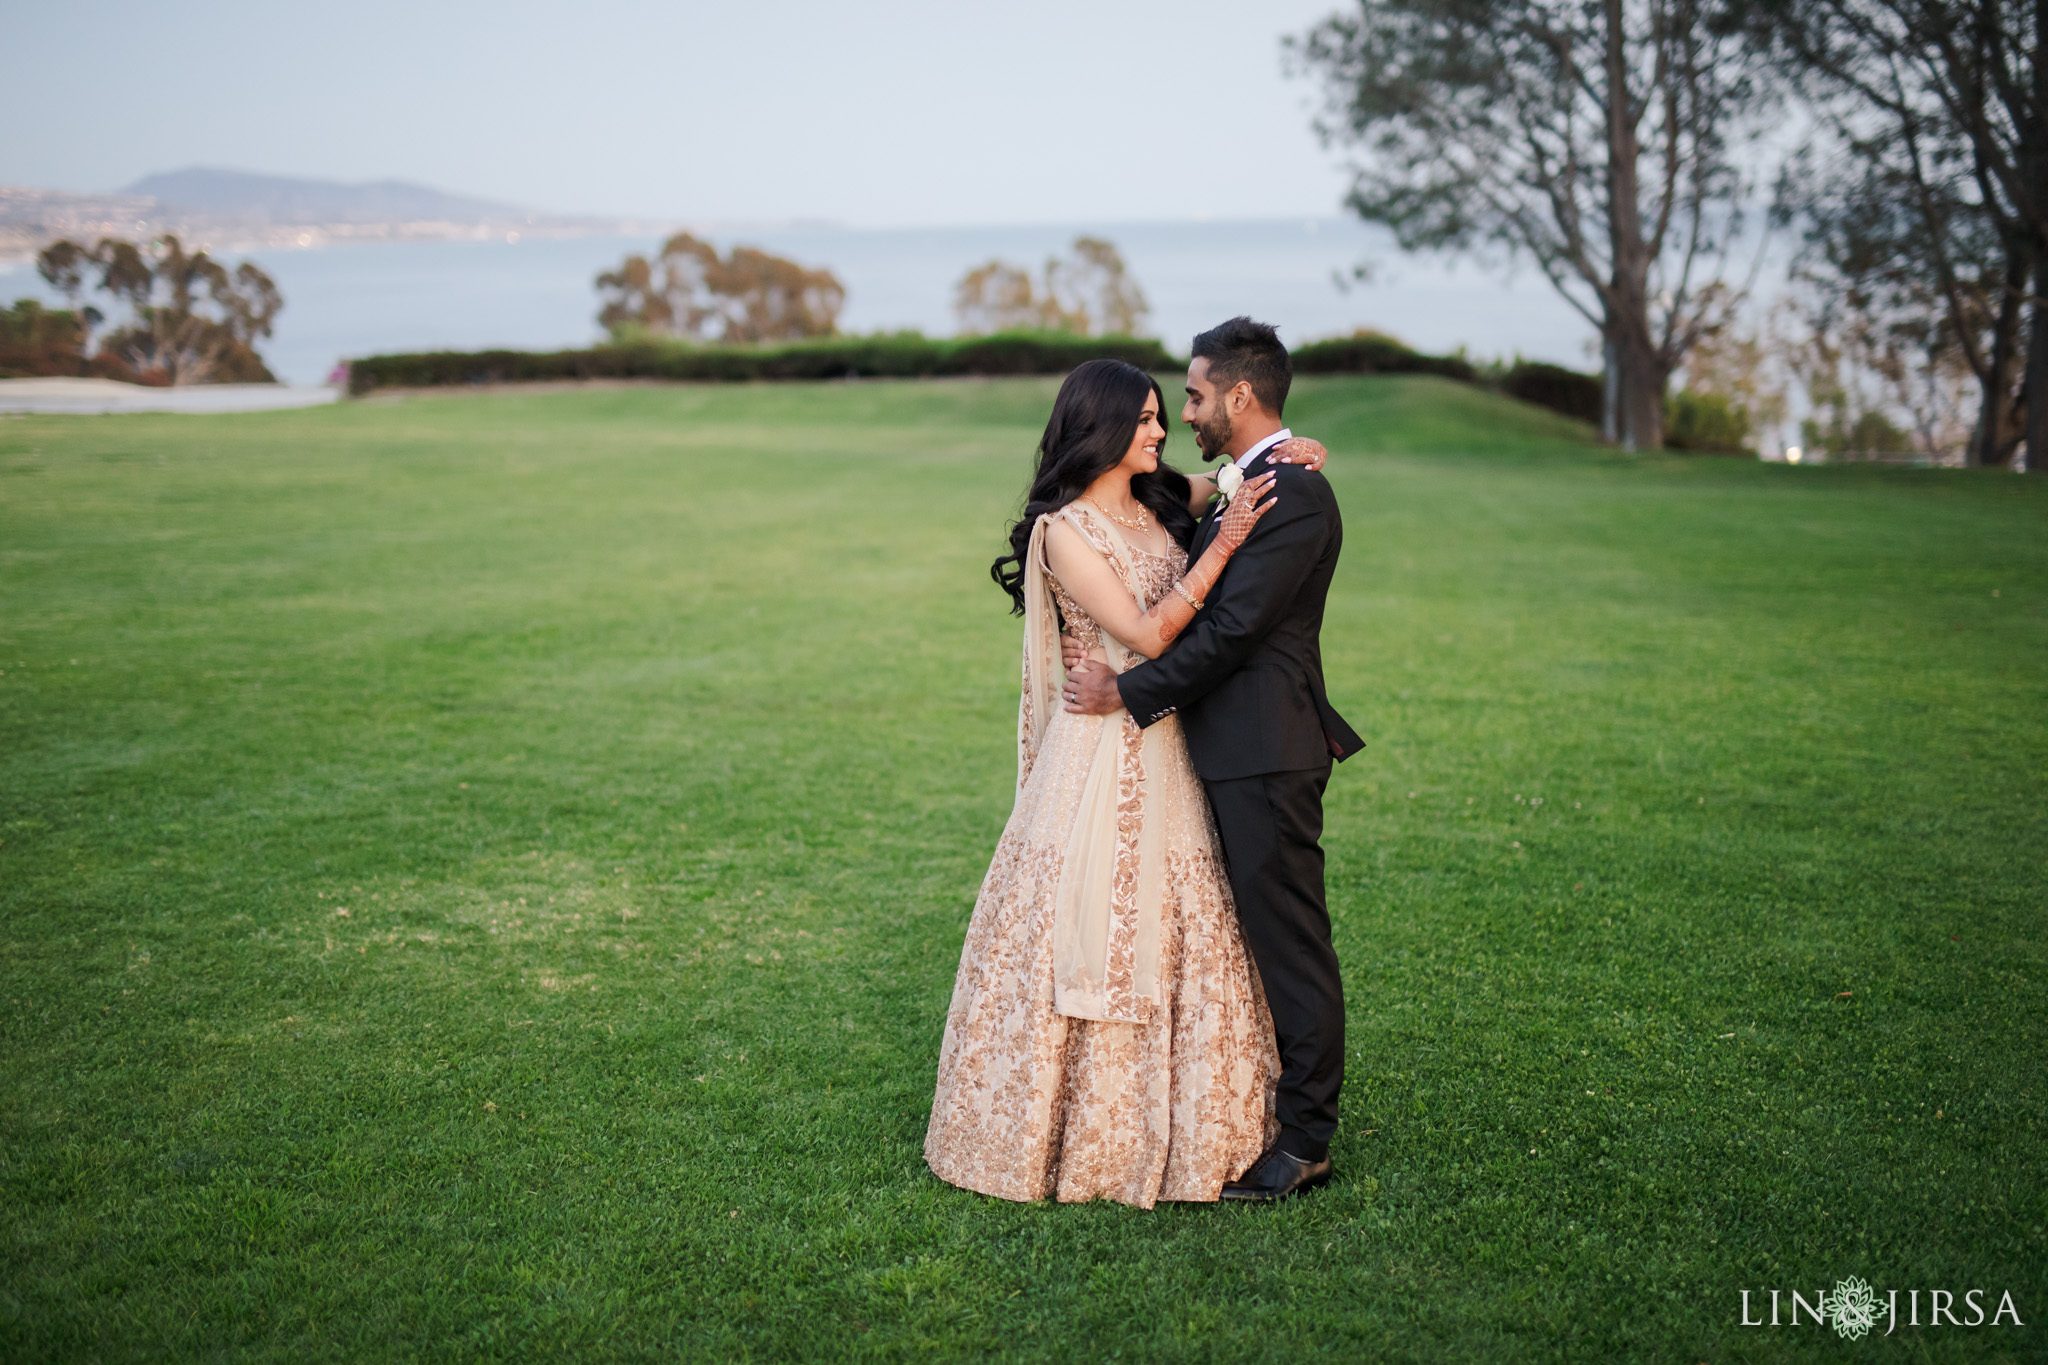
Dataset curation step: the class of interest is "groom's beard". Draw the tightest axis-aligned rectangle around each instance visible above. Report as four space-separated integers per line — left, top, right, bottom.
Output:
1191 407 1234 461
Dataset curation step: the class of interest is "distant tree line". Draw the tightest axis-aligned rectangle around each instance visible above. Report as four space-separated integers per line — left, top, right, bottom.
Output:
594 233 1157 347
595 234 845 342
1293 0 2043 467
953 237 1151 337
6 236 283 385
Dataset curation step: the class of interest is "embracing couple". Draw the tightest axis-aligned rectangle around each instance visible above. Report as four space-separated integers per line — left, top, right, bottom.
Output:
925 317 1364 1208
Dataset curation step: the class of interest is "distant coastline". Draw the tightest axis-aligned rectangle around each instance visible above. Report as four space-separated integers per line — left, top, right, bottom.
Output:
0 186 674 266
0 168 688 266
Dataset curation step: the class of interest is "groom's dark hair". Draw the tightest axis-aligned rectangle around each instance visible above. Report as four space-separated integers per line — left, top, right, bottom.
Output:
1192 316 1291 417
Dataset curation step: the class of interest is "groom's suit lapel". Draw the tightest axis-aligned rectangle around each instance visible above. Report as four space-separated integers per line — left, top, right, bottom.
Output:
1194 496 1222 554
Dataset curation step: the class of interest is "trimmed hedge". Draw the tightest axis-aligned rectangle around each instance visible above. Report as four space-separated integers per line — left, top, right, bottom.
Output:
346 331 1180 395
1500 361 1602 425
346 325 1618 445
1291 331 1476 382
1290 334 1613 433
1665 389 1754 455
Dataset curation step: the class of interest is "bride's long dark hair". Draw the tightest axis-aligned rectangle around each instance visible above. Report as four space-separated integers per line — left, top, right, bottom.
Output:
991 359 1197 614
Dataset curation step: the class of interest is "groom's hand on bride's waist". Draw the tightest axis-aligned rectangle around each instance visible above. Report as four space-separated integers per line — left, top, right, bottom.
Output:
1063 658 1123 715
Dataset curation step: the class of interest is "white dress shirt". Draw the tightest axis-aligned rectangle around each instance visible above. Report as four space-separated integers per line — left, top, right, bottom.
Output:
1233 427 1293 470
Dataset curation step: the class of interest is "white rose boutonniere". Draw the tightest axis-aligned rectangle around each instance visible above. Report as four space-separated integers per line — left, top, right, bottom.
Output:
1215 463 1244 507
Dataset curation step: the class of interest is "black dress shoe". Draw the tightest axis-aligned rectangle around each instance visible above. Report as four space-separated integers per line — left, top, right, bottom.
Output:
1219 1145 1333 1202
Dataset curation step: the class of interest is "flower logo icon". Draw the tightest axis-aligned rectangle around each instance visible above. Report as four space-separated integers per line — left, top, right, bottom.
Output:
1829 1275 1879 1340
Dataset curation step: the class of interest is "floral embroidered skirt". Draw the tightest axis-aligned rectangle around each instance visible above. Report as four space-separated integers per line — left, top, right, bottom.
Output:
924 708 1279 1208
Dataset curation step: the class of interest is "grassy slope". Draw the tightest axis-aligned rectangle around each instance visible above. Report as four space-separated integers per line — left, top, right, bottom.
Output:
0 376 2041 1362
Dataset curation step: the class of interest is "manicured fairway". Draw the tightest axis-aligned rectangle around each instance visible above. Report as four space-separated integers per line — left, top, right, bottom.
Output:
1 376 2042 1361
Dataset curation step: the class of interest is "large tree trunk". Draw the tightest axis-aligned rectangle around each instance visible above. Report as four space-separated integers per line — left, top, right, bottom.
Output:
1601 305 1666 451
1971 252 2026 466
1601 338 1621 443
2028 250 2048 472
2027 0 2048 472
1615 307 1666 450
1602 0 1664 451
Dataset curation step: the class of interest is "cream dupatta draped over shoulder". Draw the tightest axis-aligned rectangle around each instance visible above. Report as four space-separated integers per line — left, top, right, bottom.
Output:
924 499 1277 1208
1017 505 1165 1025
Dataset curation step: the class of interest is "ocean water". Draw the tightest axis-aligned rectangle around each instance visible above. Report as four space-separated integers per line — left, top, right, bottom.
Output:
0 217 1593 386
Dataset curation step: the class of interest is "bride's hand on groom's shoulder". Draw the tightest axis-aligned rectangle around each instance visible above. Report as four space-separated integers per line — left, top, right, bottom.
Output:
1271 437 1327 471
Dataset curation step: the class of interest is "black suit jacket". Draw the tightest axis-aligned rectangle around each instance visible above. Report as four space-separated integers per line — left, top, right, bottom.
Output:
1117 450 1364 782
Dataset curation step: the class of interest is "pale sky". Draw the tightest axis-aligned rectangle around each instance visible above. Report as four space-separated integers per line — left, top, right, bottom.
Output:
4 0 1358 227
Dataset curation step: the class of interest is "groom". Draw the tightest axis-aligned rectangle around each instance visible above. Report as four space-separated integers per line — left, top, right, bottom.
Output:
1062 315 1363 1202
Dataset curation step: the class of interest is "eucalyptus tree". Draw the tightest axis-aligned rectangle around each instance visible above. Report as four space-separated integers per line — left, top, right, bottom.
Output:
37 236 282 385
1756 0 2044 469
1291 0 1778 449
952 237 1152 338
597 234 845 343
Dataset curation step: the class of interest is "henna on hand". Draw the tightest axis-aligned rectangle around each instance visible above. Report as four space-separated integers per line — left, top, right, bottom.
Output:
1214 471 1279 551
1270 437 1327 471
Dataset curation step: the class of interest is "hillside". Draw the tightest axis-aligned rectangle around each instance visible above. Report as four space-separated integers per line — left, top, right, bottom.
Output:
122 167 525 225
0 169 658 263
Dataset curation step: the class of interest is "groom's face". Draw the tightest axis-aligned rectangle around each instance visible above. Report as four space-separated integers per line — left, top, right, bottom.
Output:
1182 358 1235 460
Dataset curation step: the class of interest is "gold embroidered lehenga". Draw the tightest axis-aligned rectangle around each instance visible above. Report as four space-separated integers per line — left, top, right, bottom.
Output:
923 503 1278 1208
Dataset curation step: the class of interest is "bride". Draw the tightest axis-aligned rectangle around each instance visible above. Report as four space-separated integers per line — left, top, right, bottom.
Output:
924 358 1325 1207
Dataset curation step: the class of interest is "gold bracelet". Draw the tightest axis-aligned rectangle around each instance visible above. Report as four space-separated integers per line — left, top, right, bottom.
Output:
1173 579 1205 611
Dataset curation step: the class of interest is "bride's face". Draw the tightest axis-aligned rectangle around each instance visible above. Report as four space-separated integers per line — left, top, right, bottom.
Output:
1118 395 1167 476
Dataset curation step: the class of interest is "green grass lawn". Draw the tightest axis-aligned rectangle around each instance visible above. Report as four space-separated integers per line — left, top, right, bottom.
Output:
1 376 2042 1362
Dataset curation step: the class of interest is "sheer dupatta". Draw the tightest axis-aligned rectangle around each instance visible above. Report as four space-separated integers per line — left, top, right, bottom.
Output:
1015 506 1167 1024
